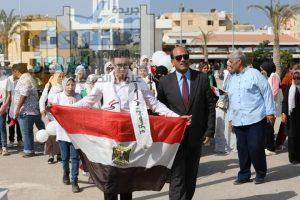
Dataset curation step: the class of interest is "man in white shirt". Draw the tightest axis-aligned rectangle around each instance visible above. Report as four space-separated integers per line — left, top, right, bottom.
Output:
75 49 190 200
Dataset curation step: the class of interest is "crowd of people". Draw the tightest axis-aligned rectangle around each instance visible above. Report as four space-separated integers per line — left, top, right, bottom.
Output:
0 47 299 200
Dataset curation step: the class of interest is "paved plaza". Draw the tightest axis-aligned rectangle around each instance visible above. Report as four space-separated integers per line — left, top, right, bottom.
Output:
0 143 299 200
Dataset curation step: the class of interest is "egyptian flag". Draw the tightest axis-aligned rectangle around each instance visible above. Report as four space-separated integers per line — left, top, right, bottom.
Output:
50 105 187 193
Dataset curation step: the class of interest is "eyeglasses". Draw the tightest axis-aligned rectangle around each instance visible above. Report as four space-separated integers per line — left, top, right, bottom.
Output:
114 64 129 69
174 54 189 61
294 77 300 80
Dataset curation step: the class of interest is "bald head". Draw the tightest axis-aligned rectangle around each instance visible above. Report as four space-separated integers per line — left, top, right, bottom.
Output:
170 46 190 74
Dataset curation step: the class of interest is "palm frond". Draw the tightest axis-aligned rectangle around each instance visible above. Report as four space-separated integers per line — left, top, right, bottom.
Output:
248 5 272 21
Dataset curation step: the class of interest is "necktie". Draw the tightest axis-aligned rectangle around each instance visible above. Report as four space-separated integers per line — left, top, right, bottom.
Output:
182 74 189 107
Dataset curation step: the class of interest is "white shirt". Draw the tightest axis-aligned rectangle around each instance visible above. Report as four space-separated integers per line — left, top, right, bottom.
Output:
52 92 82 142
7 76 16 118
39 84 63 120
0 76 8 104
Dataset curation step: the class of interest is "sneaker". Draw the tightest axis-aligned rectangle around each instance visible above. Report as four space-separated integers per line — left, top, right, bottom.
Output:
265 149 276 156
63 173 70 185
48 157 55 164
2 148 9 156
233 179 253 185
72 182 80 193
254 178 265 184
7 142 14 148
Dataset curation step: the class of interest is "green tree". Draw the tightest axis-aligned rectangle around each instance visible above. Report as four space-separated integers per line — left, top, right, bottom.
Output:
248 0 300 75
0 9 28 60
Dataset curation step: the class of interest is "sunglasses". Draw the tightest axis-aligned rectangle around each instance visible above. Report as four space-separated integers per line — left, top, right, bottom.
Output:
174 54 189 61
294 77 300 80
114 64 129 69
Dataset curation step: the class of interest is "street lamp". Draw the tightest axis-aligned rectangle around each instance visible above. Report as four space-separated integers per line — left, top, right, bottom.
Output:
19 0 22 62
231 0 235 51
179 3 184 46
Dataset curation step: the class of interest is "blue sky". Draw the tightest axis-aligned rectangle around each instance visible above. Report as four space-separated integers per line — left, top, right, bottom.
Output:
0 0 299 28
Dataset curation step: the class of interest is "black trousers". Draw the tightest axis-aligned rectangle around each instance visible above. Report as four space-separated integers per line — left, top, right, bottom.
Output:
8 117 22 142
104 193 132 200
169 139 202 200
234 119 267 180
288 137 300 163
265 122 275 152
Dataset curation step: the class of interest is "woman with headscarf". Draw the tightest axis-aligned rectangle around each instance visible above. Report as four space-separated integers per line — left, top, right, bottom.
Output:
214 60 236 154
282 70 300 164
138 64 157 96
52 77 82 193
39 69 64 164
104 62 113 75
75 65 87 97
261 61 283 156
276 63 298 148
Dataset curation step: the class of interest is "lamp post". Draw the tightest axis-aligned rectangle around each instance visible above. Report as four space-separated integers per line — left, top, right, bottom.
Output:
231 0 235 51
179 3 184 46
19 0 22 62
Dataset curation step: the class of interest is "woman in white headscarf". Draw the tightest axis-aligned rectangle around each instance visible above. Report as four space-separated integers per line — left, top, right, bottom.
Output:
53 77 82 193
39 69 64 164
75 65 86 97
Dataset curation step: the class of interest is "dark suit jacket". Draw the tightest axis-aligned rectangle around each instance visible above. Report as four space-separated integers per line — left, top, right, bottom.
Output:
157 69 216 147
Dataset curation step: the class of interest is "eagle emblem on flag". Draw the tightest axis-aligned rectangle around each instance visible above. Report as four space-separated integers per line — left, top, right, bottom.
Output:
112 144 132 166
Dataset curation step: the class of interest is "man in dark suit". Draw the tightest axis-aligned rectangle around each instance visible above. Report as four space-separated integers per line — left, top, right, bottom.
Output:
157 46 216 200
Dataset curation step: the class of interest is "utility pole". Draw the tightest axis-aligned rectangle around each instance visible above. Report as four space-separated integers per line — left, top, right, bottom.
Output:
179 3 184 46
232 0 235 51
19 0 22 62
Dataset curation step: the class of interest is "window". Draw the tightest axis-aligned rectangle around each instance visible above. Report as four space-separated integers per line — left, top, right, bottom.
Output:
207 20 214 26
50 37 57 45
219 20 226 26
188 20 193 26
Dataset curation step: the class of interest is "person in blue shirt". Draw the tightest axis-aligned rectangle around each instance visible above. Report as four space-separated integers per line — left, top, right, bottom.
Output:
225 50 275 185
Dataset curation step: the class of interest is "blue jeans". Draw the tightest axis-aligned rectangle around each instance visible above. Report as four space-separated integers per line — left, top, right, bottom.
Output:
234 119 267 180
18 114 45 154
0 113 7 148
58 141 79 183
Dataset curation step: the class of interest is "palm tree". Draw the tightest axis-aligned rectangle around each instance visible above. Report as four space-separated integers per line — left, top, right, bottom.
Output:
248 0 300 75
198 27 213 62
0 9 28 60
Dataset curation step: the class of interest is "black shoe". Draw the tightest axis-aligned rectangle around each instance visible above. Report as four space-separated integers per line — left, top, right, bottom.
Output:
72 182 80 193
22 152 35 158
48 157 55 164
57 155 62 163
291 161 300 165
254 178 265 185
233 179 253 185
63 173 70 185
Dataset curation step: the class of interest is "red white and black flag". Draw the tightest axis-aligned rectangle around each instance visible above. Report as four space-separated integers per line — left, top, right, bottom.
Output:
50 105 187 193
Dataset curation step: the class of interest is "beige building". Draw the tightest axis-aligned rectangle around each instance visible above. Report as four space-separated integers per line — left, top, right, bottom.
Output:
8 17 57 66
158 10 233 34
282 13 300 39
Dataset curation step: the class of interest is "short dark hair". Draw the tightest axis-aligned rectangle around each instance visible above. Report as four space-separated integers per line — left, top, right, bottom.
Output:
170 46 189 60
112 48 130 59
11 63 28 74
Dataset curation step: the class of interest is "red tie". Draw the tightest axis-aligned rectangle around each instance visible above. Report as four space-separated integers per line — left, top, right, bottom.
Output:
182 74 189 107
